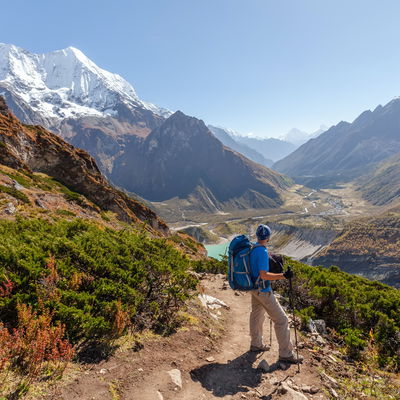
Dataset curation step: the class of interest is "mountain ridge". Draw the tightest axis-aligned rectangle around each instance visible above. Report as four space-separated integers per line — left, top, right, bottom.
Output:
0 96 168 233
273 98 400 181
110 110 290 212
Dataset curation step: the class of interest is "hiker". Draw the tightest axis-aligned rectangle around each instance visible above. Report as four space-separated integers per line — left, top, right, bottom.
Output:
249 224 303 364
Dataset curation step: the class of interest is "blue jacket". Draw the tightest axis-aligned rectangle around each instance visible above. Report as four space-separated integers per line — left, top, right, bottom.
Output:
250 244 271 292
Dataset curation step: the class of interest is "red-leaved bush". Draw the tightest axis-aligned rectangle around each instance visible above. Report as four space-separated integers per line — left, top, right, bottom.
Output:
0 303 74 380
0 278 13 297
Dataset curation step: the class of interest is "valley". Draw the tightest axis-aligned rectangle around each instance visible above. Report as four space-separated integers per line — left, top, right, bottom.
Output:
170 182 400 287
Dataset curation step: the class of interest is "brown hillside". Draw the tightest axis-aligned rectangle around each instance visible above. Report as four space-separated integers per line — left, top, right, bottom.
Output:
0 97 168 234
312 208 400 287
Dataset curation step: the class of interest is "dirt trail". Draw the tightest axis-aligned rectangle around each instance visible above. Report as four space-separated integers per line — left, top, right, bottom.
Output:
52 275 328 400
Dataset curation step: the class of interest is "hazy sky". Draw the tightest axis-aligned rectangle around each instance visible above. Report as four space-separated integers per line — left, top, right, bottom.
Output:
3 0 400 137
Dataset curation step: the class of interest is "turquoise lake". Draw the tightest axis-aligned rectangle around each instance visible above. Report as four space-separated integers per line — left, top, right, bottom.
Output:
204 242 228 260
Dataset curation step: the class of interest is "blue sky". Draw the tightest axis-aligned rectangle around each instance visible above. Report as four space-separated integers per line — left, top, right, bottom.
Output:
3 0 400 137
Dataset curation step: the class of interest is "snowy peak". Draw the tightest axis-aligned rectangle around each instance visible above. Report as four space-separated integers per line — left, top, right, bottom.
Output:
0 43 170 121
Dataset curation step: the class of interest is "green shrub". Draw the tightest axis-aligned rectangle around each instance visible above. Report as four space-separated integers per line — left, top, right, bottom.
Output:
2 171 33 188
193 255 228 274
296 305 315 330
275 258 400 370
0 185 30 204
55 209 76 217
0 218 198 346
343 328 366 360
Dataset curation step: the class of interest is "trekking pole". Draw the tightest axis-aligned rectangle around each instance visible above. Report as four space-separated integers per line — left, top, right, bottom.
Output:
287 266 301 373
269 318 272 348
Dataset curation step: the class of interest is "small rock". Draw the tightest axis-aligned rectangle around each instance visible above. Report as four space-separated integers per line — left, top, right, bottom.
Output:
291 384 301 391
167 369 182 389
280 382 308 399
316 335 325 346
301 385 319 394
314 319 327 335
138 368 143 372
234 291 240 296
257 359 270 372
270 377 280 386
309 386 320 394
99 368 107 374
321 372 338 386
35 198 46 209
206 356 215 362
240 394 247 399
198 294 229 309
327 354 337 363
307 318 317 333
222 282 229 290
329 387 339 398
277 384 288 395
12 180 24 190
157 391 164 400
4 202 16 215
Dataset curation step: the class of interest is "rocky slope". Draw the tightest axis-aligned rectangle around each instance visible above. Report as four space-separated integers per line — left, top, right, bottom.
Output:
0 96 168 233
111 111 290 212
356 153 400 206
274 97 400 182
268 222 339 261
312 208 400 288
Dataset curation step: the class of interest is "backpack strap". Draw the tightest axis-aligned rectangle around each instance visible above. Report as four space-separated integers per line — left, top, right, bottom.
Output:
249 243 269 290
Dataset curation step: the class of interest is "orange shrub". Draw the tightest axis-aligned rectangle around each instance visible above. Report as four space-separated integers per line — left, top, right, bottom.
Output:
0 304 75 380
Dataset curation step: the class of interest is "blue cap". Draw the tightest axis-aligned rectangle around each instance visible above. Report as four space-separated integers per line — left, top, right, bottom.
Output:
256 224 271 240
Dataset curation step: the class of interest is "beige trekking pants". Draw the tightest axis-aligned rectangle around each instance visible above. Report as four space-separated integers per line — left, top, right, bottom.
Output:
250 290 294 358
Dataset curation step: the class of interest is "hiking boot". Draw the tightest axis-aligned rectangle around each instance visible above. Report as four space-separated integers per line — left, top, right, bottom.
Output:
278 354 304 364
250 344 270 352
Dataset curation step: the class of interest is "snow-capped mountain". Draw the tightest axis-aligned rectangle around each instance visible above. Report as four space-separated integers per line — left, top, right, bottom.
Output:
0 43 291 218
283 125 327 146
0 43 171 125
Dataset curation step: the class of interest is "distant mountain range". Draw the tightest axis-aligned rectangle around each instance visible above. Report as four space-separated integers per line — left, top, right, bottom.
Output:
274 98 400 193
207 125 273 167
208 125 328 164
235 135 296 162
0 44 290 217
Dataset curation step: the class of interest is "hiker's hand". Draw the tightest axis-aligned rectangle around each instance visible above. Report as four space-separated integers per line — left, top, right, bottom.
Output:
283 269 294 280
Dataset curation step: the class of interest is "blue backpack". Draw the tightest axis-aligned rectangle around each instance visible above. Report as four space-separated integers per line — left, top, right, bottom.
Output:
227 235 264 291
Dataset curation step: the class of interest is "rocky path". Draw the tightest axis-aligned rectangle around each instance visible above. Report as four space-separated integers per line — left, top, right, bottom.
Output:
50 275 329 400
